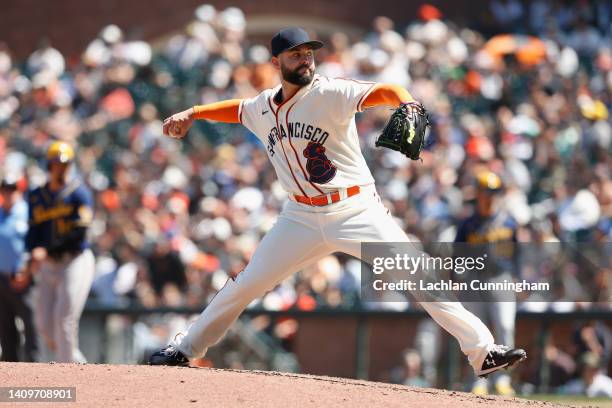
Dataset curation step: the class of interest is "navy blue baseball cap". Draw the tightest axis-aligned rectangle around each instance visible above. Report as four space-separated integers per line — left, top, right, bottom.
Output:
271 27 324 57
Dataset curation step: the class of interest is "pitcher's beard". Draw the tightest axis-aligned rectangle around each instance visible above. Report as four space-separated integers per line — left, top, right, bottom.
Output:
282 64 314 86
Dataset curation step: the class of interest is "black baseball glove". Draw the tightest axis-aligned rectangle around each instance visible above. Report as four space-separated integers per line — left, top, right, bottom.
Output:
375 101 430 160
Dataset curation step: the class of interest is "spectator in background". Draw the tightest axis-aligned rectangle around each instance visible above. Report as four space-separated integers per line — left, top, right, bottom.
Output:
556 178 602 241
146 240 187 299
390 348 430 388
540 320 611 390
490 0 525 32
573 321 611 369
0 172 37 362
26 38 65 79
559 352 612 398
567 18 603 59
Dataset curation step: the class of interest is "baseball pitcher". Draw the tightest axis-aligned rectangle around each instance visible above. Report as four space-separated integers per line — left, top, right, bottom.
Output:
149 27 526 377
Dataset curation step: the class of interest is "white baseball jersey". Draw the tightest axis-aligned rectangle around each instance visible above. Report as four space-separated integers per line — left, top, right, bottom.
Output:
239 74 377 196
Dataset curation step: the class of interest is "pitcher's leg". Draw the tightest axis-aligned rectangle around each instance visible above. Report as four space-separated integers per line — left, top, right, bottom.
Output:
462 302 490 391
419 301 494 371
177 216 331 358
332 193 494 372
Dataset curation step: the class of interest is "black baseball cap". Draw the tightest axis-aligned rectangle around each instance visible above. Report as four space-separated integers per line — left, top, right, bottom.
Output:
271 27 324 57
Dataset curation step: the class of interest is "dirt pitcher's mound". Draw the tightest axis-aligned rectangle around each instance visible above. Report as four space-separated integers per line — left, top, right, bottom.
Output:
0 363 571 408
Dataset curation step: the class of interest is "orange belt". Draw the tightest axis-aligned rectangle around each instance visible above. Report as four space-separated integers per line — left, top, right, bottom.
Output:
292 186 361 206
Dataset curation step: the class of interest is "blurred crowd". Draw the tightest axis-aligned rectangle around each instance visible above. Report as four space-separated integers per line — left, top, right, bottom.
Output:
0 1 610 319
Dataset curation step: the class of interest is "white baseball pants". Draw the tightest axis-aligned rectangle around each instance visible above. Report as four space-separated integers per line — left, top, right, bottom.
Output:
178 185 495 372
35 249 95 363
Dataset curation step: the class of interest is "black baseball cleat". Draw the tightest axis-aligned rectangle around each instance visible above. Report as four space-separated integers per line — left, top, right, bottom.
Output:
148 345 190 367
476 345 527 378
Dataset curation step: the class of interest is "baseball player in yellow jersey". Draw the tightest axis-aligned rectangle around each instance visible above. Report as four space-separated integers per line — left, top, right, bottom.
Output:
150 27 526 377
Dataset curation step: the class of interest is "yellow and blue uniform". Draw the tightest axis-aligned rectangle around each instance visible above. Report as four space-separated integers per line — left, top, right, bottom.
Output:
455 212 517 244
30 141 96 363
456 171 517 272
25 178 93 257
455 211 518 273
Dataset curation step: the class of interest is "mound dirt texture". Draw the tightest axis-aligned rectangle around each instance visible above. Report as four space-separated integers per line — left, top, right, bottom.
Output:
0 362 576 408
